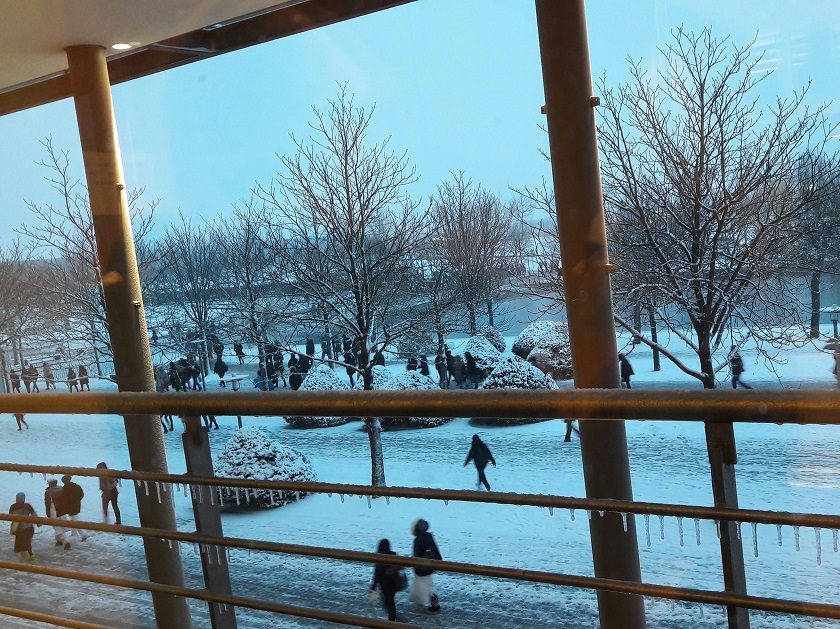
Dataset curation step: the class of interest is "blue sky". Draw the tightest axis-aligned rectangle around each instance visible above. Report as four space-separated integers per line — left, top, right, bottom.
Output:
0 0 837 242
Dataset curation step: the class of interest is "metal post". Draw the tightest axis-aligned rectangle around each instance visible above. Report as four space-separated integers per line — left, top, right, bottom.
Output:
705 423 750 628
182 416 238 629
65 45 192 628
534 2 646 628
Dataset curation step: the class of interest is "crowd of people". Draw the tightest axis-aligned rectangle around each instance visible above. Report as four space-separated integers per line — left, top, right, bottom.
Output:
7 468 119 561
8 361 90 393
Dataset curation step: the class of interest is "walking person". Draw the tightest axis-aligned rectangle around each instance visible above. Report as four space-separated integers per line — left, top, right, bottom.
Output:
305 337 316 358
213 356 229 388
464 351 480 389
57 475 88 549
44 479 64 546
419 355 430 377
9 493 38 561
368 538 407 622
343 350 357 387
834 350 840 387
450 355 466 389
410 519 442 612
66 367 79 392
618 353 634 389
563 419 580 443
29 364 40 392
406 355 417 371
434 352 447 389
729 348 752 389
444 349 455 387
9 369 20 393
14 413 28 430
43 362 56 390
78 365 90 391
234 341 245 365
464 434 496 490
202 415 219 430
96 463 121 525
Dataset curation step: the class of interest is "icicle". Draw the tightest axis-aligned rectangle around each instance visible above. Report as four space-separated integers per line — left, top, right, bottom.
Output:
244 489 250 503
42 473 46 480
644 514 651 548
135 479 142 489
777 524 783 546
143 481 149 496
269 491 276 506
155 482 162 503
444 500 449 507
569 509 575 521
548 506 554 517
715 520 722 539
340 494 345 503
167 539 174 550
735 522 741 540
366 496 372 509
189 485 197 501
658 515 665 540
183 484 189 498
678 517 684 547
209 487 215 506
29 472 33 478
385 496 390 505
699 605 704 619
794 525 801 551
621 512 628 533
216 545 222 564
694 519 701 546
217 487 223 504
814 528 822 566
295 491 300 502
833 529 838 552
587 510 593 520
751 523 758 557
327 492 332 498
235 488 241 506
597 510 605 518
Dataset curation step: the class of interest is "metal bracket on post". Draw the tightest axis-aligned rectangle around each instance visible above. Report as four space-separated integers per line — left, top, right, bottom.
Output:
705 422 750 629
182 416 238 629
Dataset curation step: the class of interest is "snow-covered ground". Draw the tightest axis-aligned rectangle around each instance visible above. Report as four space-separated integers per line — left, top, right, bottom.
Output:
0 327 838 627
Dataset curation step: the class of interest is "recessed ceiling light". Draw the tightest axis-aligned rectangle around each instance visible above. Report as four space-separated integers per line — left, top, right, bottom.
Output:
111 43 133 50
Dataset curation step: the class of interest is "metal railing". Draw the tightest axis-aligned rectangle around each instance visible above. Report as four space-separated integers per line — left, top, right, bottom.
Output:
0 389 839 628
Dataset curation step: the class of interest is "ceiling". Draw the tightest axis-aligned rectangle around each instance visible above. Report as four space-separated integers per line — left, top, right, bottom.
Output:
0 0 412 116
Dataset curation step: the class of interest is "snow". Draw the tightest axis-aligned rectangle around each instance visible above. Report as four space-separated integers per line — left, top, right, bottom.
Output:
284 364 350 428
462 335 500 378
512 320 571 361
0 327 839 627
476 356 558 426
353 366 451 429
477 325 506 353
214 428 316 509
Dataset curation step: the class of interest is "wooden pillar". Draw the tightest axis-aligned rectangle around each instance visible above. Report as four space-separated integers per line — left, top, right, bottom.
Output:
65 45 192 628
534 2 646 627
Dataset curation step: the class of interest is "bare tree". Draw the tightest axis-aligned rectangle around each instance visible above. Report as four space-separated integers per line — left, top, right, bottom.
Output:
18 138 161 375
259 87 430 487
598 28 840 388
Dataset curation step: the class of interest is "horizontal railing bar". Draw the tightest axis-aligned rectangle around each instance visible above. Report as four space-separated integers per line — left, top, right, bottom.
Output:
0 604 111 629
0 559 425 629
3 463 838 528
0 390 838 422
0 525 837 621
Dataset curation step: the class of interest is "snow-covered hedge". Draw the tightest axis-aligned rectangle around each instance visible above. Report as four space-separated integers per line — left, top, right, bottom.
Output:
474 356 556 426
353 366 450 429
477 325 506 353
215 428 316 508
463 335 501 378
526 338 574 381
512 321 569 359
285 364 351 428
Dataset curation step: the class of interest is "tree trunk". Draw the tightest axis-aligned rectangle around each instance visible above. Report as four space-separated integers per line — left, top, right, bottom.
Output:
633 301 642 332
434 307 445 355
467 303 477 335
646 303 660 371
698 335 715 390
365 417 386 487
810 271 822 339
486 294 494 327
12 336 19 366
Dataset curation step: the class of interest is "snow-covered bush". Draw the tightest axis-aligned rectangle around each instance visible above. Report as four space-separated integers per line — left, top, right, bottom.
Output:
215 428 316 509
526 338 574 381
477 325 506 352
353 366 449 429
463 335 501 378
285 364 350 428
474 356 556 426
512 321 570 359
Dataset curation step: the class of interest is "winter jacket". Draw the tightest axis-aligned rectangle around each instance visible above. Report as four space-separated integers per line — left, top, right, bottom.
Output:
9 372 19 387
213 358 229 378
465 436 496 469
730 354 745 376
99 477 119 493
58 482 84 516
619 357 634 380
305 339 316 357
370 548 402 593
419 358 430 376
9 501 36 532
44 485 62 516
412 519 442 576
450 357 466 384
66 368 77 386
78 365 89 384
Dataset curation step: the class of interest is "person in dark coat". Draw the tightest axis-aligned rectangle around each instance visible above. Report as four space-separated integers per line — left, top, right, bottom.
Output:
343 351 357 387
342 335 352 353
298 354 311 374
96 462 121 525
213 357 229 387
57 475 88 549
167 362 183 392
332 337 342 362
234 342 245 365
434 353 447 389
464 352 480 389
563 419 580 443
450 356 466 389
78 365 90 391
372 351 385 367
305 337 316 357
406 355 417 371
202 415 219 429
618 353 634 389
190 362 202 391
43 362 56 390
289 366 303 391
444 349 455 387
419 355 430 377
66 367 79 392
9 493 37 560
9 369 20 393
368 538 406 622
410 518 441 612
14 413 28 430
464 434 496 490
320 337 330 359
44 479 64 545
729 348 752 389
